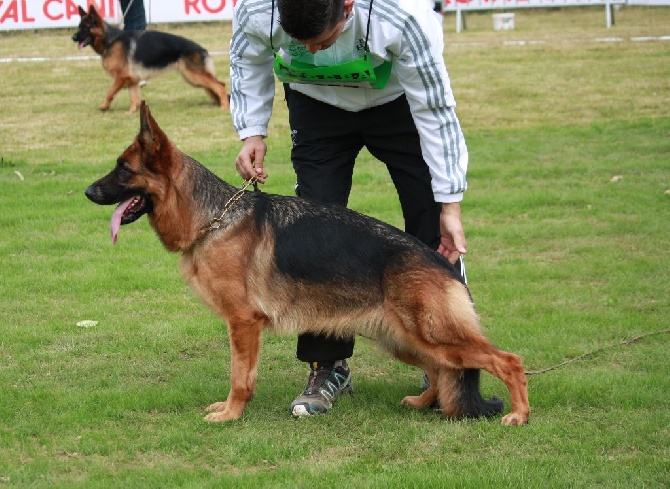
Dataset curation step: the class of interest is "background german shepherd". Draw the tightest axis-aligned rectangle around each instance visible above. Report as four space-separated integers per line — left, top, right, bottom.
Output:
72 5 228 113
85 102 530 426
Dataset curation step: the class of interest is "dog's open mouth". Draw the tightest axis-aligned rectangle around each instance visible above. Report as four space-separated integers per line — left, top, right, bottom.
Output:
110 196 150 244
76 37 92 49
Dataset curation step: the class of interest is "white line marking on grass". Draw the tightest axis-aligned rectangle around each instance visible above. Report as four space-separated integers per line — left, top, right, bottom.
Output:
0 55 97 63
0 51 231 64
630 35 670 41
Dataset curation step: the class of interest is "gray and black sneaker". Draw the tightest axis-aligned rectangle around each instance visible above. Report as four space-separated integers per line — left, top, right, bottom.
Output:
290 360 353 417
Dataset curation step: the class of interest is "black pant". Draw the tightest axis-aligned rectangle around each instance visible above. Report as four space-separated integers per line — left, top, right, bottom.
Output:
120 0 146 31
284 86 448 362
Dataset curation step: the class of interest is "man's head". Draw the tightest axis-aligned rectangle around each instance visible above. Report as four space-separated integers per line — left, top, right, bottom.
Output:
278 0 355 54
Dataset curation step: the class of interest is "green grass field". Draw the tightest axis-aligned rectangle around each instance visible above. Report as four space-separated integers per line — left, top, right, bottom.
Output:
1 6 669 488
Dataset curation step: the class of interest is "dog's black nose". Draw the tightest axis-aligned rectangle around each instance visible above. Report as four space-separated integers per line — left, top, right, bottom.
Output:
84 185 96 202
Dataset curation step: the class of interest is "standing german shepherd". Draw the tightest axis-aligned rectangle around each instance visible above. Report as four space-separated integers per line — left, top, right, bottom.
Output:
85 102 530 426
72 5 228 113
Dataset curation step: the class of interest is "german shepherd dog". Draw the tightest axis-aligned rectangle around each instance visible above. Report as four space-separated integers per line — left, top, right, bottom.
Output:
72 5 228 113
84 102 530 426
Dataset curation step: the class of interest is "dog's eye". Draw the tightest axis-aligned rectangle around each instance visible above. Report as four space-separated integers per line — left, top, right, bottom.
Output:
116 159 136 176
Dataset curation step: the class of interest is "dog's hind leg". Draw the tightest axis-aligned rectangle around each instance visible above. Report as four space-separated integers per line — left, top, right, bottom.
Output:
204 314 265 422
400 370 438 409
395 360 504 418
392 347 497 417
392 351 439 409
383 278 526 424
435 342 530 426
126 83 141 114
203 82 230 109
177 56 229 109
393 349 501 416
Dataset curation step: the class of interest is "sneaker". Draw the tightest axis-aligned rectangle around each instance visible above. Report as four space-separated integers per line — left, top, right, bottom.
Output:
290 360 353 417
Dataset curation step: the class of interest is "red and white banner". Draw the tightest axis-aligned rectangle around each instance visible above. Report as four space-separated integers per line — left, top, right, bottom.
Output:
2 0 669 30
149 0 235 23
0 0 236 31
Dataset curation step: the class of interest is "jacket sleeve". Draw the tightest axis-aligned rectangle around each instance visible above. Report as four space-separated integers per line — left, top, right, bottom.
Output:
393 7 469 203
229 1 277 140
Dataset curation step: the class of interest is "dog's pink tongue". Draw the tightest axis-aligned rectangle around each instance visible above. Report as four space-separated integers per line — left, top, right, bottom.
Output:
110 198 134 244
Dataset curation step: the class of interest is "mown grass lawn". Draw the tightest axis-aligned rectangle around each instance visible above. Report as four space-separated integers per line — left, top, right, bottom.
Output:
0 7 668 488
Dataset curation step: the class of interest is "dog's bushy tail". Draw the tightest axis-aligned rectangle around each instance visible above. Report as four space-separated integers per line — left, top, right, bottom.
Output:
456 368 504 418
437 368 503 419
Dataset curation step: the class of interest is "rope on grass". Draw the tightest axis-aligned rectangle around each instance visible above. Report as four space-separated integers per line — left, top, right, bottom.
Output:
524 328 670 376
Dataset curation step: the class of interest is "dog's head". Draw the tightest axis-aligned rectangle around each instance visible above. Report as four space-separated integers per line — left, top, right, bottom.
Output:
85 102 172 244
72 5 105 49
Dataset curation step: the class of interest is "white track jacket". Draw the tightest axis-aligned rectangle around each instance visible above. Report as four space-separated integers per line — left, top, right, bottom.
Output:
230 0 468 203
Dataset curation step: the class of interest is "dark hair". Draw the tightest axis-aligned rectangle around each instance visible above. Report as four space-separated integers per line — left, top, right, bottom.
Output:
277 0 345 40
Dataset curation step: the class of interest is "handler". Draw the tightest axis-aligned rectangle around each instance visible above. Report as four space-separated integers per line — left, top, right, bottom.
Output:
230 0 472 417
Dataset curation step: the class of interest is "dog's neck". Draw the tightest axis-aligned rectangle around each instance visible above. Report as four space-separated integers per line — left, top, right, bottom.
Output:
148 152 241 253
92 22 123 56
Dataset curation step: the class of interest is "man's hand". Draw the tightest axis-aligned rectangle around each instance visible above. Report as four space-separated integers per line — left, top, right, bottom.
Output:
235 135 269 183
437 202 467 265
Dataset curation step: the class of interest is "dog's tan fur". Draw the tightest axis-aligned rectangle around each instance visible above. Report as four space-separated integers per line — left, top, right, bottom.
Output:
85 103 530 425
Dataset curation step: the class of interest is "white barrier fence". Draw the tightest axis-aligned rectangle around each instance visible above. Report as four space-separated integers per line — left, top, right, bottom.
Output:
436 0 670 32
0 0 668 31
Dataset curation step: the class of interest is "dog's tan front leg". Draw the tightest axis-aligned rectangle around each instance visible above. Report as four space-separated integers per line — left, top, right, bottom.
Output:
100 78 126 111
204 316 264 422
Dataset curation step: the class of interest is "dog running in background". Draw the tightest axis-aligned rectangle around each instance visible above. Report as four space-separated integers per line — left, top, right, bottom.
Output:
72 5 229 113
84 102 530 426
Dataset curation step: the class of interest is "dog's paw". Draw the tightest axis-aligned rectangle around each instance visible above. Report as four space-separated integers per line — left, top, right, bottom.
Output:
501 412 529 426
400 395 420 407
205 401 227 413
401 393 436 410
203 410 241 423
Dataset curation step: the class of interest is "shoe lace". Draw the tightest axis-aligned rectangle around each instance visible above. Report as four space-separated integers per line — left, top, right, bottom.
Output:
305 365 347 395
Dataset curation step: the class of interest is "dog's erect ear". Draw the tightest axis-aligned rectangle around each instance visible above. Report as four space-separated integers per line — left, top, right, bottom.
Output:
78 6 86 17
139 102 167 155
88 4 102 23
